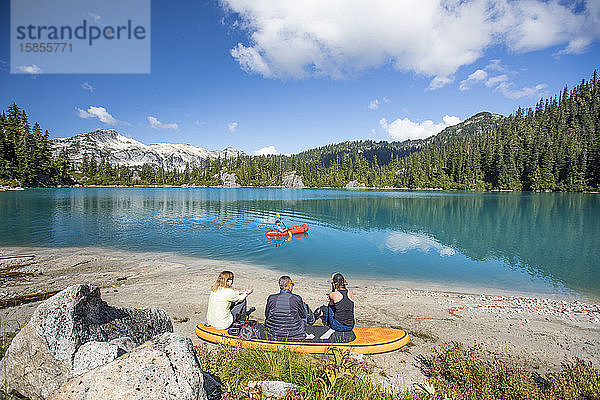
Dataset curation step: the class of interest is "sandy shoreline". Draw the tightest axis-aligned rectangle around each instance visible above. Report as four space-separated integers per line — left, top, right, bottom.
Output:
1 245 600 390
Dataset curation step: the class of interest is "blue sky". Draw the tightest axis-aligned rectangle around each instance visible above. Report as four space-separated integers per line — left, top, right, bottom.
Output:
1 0 599 155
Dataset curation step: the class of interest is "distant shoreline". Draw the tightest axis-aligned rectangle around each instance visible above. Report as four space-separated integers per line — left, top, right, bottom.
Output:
2 184 599 194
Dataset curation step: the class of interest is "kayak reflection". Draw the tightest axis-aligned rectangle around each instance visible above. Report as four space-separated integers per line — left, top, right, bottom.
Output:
269 232 309 248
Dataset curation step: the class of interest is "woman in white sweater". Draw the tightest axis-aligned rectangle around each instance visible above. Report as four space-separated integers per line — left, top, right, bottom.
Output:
206 271 253 330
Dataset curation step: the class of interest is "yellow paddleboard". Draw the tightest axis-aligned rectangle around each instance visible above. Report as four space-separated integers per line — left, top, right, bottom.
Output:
195 324 409 355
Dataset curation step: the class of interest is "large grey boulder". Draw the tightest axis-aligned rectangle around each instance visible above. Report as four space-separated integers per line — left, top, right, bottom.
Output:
71 337 135 376
49 333 207 400
282 171 305 188
0 284 173 400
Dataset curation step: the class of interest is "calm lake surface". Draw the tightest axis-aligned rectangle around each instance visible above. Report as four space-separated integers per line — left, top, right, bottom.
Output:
1 188 599 297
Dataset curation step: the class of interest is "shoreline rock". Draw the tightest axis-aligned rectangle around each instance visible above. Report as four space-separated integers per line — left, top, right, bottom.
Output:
0 284 173 400
281 171 305 188
49 332 207 400
345 180 366 189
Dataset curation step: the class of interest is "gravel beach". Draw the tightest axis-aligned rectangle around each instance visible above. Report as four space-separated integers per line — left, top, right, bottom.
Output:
1 246 599 390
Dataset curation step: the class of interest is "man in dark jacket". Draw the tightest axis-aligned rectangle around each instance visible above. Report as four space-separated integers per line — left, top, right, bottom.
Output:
265 276 315 340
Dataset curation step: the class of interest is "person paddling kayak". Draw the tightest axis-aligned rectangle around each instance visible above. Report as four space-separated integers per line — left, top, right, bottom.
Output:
273 212 291 236
274 219 288 234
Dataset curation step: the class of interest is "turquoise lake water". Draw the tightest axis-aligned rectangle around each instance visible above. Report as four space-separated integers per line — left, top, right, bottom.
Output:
1 188 599 297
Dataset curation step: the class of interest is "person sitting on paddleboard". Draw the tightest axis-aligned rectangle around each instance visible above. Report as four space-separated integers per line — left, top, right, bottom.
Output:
314 272 355 340
264 275 316 340
206 271 254 330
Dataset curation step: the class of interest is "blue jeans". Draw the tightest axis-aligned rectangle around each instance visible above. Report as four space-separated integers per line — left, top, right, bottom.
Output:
325 306 353 332
229 298 247 324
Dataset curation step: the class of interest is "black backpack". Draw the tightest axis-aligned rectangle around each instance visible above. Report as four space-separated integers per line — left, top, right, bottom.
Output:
239 320 259 340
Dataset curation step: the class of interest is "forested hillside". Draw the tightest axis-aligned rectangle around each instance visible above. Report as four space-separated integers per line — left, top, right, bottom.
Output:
292 71 599 190
0 104 72 187
295 112 502 168
390 72 600 191
2 70 599 191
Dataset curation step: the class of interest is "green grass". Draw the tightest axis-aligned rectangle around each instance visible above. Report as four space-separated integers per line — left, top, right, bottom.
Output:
196 345 410 399
196 343 600 400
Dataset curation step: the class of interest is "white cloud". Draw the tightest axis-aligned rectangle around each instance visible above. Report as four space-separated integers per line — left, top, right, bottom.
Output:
380 114 461 141
230 44 274 77
495 82 549 99
147 116 179 130
427 76 454 91
485 74 509 87
221 0 600 81
486 59 505 72
368 96 390 110
255 145 279 155
459 69 487 91
77 106 118 125
385 231 455 256
442 115 461 125
228 122 238 133
81 82 94 92
555 37 592 56
499 0 600 54
16 65 42 74
462 60 548 99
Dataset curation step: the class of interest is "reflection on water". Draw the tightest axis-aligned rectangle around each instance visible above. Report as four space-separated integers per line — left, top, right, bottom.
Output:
0 188 598 297
268 233 309 248
385 231 455 256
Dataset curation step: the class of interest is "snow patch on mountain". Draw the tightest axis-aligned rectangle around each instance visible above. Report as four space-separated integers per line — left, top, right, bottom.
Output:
51 129 246 171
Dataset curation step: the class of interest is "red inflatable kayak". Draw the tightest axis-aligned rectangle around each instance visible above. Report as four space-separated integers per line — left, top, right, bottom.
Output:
265 224 309 237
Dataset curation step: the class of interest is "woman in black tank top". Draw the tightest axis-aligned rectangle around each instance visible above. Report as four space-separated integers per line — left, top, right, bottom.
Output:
331 288 354 327
316 273 355 339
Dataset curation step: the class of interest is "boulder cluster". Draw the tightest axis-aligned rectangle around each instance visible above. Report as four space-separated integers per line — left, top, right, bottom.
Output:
0 284 208 400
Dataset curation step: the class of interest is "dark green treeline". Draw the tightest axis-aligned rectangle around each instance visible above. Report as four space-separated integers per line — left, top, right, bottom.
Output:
78 71 600 191
4 70 600 191
392 71 600 191
0 104 72 187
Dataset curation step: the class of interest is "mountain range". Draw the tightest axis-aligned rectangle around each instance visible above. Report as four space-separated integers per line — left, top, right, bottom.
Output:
50 112 502 171
50 129 246 171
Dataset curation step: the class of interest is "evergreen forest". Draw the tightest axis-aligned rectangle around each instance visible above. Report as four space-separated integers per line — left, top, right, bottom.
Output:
2 71 599 191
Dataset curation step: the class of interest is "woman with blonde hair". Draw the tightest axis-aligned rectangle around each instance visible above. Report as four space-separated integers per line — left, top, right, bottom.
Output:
206 271 253 330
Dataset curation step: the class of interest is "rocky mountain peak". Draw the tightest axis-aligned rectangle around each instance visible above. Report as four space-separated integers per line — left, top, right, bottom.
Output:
50 129 246 172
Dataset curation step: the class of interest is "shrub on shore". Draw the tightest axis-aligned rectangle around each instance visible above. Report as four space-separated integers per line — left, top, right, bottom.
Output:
421 343 600 400
196 344 407 399
196 343 600 400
